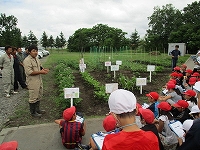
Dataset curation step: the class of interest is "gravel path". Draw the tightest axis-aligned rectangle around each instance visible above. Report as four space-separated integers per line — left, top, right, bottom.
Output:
0 78 28 129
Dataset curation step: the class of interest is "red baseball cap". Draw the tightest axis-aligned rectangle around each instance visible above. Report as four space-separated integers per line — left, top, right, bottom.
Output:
136 103 142 116
185 69 193 74
174 66 181 71
181 64 187 68
189 77 197 85
167 83 176 89
191 72 200 77
184 90 196 97
168 79 176 85
157 102 171 111
174 100 189 108
146 92 159 100
170 72 179 77
63 106 76 121
177 73 183 78
139 108 154 124
103 115 117 132
0 141 18 150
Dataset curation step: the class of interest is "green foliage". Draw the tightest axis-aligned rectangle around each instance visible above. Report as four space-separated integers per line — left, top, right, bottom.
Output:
41 31 48 48
0 13 22 47
118 74 139 91
146 4 182 50
68 24 128 52
81 71 109 101
55 61 82 109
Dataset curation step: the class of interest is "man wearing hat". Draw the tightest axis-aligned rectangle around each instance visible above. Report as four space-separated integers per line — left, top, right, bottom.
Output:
102 89 159 150
55 106 86 149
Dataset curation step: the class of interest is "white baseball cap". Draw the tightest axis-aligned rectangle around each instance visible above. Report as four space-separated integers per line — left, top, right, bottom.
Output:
108 89 137 114
183 119 193 131
193 81 200 92
189 105 200 114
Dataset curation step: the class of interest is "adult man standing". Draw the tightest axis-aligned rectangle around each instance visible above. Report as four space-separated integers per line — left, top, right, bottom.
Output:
170 45 181 70
23 45 49 117
16 47 26 83
0 46 14 97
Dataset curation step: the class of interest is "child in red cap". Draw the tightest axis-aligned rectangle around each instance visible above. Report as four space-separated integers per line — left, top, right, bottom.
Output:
90 115 117 150
146 91 160 118
157 102 178 149
55 106 86 149
172 100 193 123
159 82 182 105
139 108 164 150
0 141 18 150
183 90 197 110
102 89 159 150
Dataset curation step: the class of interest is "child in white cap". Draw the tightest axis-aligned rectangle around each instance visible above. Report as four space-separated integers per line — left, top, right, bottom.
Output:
102 89 159 150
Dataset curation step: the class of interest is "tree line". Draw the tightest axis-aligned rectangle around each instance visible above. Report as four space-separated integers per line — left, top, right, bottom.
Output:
0 1 199 53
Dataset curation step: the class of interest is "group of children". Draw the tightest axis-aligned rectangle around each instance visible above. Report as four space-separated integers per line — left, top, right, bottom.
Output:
51 63 200 150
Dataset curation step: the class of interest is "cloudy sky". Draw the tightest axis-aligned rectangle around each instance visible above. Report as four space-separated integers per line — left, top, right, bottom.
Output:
0 0 195 40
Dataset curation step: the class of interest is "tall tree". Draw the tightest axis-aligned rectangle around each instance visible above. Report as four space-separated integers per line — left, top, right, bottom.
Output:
27 30 38 45
130 29 140 50
59 32 66 48
48 35 54 48
21 35 29 48
169 1 200 53
146 4 182 51
55 36 61 48
0 13 21 46
41 31 48 48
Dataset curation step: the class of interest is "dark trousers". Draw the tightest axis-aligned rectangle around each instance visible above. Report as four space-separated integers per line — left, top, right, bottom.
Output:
14 70 27 91
172 58 178 70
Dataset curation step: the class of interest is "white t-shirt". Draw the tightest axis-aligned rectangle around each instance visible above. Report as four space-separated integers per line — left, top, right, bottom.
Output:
159 115 178 145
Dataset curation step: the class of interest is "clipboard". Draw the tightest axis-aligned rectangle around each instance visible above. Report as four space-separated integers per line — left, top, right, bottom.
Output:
168 120 185 137
75 115 84 124
91 132 108 150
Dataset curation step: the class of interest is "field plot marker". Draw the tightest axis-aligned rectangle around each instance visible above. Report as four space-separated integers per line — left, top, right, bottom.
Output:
105 83 118 93
147 65 155 82
136 78 147 94
105 61 111 73
111 65 119 78
64 88 79 107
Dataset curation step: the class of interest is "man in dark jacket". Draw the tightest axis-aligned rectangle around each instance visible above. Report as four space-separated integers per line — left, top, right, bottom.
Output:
170 45 181 70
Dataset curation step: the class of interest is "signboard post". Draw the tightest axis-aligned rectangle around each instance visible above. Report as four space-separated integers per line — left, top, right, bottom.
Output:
147 65 155 82
111 65 119 78
79 58 86 72
64 88 79 107
105 61 111 73
105 83 118 93
136 78 147 94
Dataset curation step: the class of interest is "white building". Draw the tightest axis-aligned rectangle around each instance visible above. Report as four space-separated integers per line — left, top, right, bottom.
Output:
168 43 186 56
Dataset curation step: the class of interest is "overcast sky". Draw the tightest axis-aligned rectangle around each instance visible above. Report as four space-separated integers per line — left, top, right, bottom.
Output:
0 0 196 40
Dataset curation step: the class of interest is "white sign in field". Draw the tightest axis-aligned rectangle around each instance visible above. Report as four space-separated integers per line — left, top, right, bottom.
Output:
147 65 155 71
105 61 111 66
105 83 118 93
111 65 119 71
136 78 147 86
64 88 79 99
116 60 122 65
